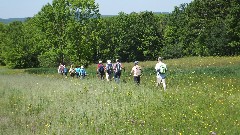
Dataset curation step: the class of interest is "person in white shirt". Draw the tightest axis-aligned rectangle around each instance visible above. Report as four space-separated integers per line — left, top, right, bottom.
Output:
131 61 142 85
105 60 113 81
155 57 167 90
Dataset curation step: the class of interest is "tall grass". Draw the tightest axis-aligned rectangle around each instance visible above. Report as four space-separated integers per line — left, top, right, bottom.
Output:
0 56 240 134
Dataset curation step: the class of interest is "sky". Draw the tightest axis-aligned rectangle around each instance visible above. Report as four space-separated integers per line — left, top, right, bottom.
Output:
0 0 193 19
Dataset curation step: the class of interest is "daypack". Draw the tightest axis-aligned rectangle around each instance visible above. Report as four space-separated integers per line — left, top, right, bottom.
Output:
135 66 142 76
158 64 167 74
98 65 104 73
106 63 113 74
115 63 122 73
69 68 75 73
64 67 68 73
81 69 86 76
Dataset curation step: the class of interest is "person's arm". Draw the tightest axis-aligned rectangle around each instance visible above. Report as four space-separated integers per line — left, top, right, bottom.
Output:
96 64 99 73
121 63 125 71
113 64 116 72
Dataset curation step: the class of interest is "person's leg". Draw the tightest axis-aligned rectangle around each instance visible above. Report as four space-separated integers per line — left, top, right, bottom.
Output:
106 73 109 81
134 76 137 83
114 72 119 83
156 77 161 86
116 73 120 83
137 76 140 84
162 79 166 91
109 73 112 81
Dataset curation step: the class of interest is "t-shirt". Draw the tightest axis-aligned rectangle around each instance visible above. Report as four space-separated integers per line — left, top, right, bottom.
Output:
80 68 86 76
75 67 81 73
131 65 142 76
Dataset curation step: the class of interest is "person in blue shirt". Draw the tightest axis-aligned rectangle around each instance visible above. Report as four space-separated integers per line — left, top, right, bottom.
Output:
75 66 81 78
80 66 87 79
63 65 68 77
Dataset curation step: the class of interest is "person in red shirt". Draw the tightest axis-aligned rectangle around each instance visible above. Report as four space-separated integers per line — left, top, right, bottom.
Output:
97 61 105 80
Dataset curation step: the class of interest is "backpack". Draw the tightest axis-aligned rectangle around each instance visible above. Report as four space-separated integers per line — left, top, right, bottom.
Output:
115 63 121 73
64 67 68 73
158 64 167 74
135 66 142 76
98 65 104 73
81 69 86 76
106 63 113 74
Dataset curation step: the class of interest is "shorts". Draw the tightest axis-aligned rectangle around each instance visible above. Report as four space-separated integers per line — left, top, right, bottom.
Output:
157 73 166 79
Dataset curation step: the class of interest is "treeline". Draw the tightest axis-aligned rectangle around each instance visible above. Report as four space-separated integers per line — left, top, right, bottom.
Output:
0 0 239 68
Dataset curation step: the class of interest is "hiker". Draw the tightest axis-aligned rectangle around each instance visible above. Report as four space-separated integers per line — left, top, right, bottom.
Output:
80 66 87 79
155 57 167 91
130 61 142 85
97 61 105 80
75 65 81 78
113 59 123 83
58 63 64 75
105 60 113 81
63 65 68 77
69 65 75 78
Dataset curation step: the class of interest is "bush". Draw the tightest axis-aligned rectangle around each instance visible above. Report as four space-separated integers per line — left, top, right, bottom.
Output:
24 68 56 74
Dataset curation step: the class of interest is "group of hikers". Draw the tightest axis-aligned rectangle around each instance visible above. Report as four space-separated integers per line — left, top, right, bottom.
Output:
96 59 123 83
58 64 87 79
58 57 167 90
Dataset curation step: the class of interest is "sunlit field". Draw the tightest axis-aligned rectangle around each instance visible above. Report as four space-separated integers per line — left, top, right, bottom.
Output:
0 56 240 135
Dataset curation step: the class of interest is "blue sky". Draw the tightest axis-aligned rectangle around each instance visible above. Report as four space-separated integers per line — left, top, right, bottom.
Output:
0 0 193 19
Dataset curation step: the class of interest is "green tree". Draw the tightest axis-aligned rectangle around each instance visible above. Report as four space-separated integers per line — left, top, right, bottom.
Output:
2 21 26 68
0 22 6 65
164 0 240 57
225 0 240 55
34 0 100 67
163 4 188 58
96 11 165 62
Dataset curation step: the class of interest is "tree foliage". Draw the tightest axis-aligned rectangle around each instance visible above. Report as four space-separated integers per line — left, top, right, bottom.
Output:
163 0 240 58
0 0 239 68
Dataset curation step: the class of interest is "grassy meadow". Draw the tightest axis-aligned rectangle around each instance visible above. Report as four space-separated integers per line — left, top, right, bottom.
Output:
0 56 240 135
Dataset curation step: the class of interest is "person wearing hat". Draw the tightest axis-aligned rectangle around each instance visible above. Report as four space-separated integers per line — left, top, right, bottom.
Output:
97 60 105 80
69 64 75 78
105 60 113 81
130 61 142 85
113 59 123 83
75 65 81 78
155 57 167 91
80 66 87 79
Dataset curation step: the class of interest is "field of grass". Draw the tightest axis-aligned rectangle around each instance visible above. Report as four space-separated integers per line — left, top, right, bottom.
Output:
0 56 240 134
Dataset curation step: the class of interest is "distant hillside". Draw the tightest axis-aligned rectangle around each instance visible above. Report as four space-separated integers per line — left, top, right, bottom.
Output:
101 12 170 18
0 12 170 24
0 18 28 24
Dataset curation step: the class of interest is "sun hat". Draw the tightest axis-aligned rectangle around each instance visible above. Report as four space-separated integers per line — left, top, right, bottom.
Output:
158 57 163 61
107 60 111 64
